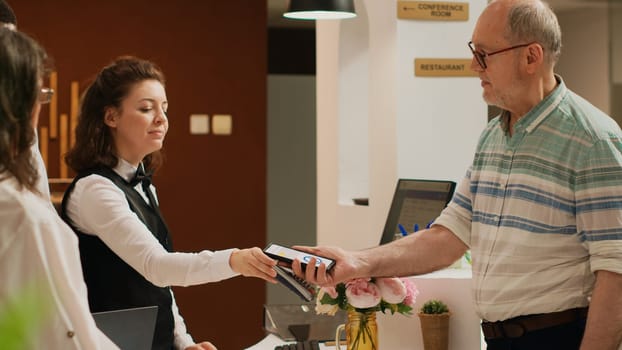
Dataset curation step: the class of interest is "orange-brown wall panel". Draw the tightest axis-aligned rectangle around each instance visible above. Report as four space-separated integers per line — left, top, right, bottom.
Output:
12 1 267 348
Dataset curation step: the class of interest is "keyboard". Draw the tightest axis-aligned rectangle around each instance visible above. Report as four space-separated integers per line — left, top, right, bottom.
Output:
274 340 320 350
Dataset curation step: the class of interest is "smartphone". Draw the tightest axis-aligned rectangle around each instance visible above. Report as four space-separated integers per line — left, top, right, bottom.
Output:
263 243 335 271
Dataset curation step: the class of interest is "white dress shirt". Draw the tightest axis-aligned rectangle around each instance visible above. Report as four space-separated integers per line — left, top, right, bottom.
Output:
0 176 118 350
64 158 239 349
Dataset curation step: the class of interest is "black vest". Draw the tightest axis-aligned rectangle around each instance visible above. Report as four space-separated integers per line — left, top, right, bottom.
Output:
61 167 174 350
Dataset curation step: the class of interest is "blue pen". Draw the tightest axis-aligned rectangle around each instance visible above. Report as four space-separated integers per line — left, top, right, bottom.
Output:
413 223 419 232
426 220 434 229
398 224 408 236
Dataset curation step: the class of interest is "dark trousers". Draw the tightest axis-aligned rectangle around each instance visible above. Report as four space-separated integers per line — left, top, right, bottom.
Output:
485 318 586 350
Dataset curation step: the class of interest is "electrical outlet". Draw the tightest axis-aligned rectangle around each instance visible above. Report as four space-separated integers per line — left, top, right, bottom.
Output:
190 114 209 134
212 114 232 135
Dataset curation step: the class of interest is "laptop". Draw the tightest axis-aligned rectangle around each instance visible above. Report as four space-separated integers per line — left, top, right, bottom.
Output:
92 306 158 350
379 179 456 245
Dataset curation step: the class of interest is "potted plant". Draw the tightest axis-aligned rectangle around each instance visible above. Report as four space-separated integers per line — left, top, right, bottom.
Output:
418 299 451 350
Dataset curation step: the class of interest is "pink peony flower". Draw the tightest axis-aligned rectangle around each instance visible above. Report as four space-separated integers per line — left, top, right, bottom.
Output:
345 278 381 309
401 278 419 307
375 277 407 304
315 276 418 318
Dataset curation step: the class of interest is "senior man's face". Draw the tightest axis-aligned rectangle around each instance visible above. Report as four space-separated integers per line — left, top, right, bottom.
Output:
470 1 525 110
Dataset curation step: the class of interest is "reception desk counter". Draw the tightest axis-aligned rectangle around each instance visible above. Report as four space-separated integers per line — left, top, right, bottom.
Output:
250 268 484 350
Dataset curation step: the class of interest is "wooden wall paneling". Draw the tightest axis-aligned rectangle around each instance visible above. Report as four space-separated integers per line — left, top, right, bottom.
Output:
49 71 58 139
70 81 79 148
59 113 68 179
12 1 268 348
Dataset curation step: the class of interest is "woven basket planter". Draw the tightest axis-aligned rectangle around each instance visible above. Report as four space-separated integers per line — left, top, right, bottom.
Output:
418 312 451 350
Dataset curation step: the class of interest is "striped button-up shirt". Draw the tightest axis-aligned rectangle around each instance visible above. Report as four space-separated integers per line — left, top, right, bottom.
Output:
435 76 622 322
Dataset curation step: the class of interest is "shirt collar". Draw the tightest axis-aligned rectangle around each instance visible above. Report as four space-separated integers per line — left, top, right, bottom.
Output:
499 74 567 134
113 158 139 182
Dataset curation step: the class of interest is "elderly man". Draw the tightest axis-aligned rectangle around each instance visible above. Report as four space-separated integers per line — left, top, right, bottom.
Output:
293 1 622 349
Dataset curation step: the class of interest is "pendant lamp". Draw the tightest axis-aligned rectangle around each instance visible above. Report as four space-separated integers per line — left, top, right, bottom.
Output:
284 0 356 20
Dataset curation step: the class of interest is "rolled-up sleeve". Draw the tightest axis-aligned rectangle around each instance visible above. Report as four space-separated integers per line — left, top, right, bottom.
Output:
434 170 474 247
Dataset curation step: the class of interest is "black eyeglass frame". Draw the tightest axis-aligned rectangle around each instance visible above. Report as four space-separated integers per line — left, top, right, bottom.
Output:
468 41 536 69
38 87 55 104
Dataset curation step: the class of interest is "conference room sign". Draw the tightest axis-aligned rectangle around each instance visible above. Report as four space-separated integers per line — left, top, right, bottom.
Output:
397 1 469 21
398 1 475 77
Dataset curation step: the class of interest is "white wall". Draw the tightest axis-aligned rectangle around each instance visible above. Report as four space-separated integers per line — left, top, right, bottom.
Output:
316 0 398 251
396 3 487 182
316 1 487 349
317 0 487 250
556 7 610 114
338 3 370 205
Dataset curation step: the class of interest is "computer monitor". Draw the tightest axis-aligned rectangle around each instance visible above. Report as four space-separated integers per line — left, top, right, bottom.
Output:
379 179 456 245
92 305 158 350
263 304 346 342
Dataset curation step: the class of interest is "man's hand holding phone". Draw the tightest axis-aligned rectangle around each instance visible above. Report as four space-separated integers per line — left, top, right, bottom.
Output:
263 243 335 271
291 245 356 288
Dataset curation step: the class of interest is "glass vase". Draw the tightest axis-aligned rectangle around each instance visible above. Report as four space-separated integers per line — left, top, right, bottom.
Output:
338 310 378 350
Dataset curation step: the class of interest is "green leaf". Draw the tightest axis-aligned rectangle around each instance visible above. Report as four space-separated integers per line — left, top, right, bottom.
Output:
336 284 349 310
397 304 413 315
0 282 52 350
420 299 449 314
320 292 339 305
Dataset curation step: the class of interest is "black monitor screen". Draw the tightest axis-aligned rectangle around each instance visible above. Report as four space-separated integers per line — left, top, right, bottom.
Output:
379 179 456 245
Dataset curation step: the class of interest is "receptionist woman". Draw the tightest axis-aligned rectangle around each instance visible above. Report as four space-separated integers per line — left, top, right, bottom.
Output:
61 56 277 350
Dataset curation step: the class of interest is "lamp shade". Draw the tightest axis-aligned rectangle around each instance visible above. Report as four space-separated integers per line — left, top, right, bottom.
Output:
284 0 356 20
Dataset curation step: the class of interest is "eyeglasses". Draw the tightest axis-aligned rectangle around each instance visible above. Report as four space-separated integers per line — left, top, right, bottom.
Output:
38 87 55 104
468 41 535 69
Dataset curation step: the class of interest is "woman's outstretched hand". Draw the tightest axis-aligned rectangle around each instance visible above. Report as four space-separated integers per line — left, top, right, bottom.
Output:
185 341 217 350
230 247 278 283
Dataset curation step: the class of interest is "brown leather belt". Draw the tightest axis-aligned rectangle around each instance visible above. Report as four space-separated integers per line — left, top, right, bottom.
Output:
481 307 588 340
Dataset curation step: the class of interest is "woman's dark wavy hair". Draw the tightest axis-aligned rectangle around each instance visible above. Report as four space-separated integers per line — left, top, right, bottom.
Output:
65 56 165 173
0 28 47 191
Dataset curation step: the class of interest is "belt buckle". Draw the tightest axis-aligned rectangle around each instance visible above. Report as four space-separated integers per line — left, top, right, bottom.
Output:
501 321 527 338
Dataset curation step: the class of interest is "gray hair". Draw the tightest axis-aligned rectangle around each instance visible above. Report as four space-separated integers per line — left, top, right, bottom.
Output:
505 0 562 66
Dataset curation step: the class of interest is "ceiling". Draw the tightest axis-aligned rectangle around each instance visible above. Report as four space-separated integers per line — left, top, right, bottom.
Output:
267 0 614 28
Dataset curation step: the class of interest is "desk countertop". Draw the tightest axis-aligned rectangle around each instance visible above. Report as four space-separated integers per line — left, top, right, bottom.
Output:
246 334 337 350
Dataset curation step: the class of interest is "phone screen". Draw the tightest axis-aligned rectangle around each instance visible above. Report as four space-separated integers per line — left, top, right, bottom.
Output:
264 244 335 270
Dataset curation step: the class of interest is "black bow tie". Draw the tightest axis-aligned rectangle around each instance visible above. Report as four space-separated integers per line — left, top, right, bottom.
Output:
130 164 153 187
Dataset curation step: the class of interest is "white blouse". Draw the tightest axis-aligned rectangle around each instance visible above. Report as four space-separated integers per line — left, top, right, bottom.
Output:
64 159 239 349
0 176 118 350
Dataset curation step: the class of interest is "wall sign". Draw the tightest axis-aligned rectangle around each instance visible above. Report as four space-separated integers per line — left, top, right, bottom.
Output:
398 1 469 21
414 59 478 77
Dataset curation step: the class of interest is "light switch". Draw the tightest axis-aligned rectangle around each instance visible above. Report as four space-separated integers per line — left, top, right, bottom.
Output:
190 114 209 135
212 114 232 135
